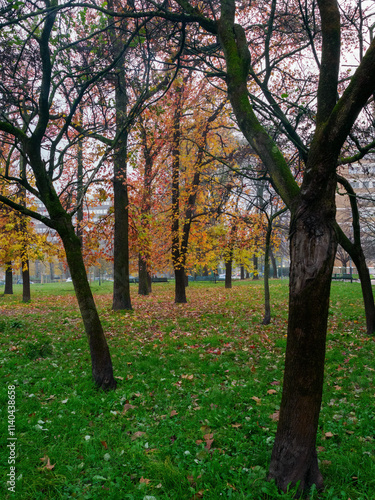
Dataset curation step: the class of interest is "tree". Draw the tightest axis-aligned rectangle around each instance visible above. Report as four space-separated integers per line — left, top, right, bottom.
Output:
117 0 375 492
0 1 116 389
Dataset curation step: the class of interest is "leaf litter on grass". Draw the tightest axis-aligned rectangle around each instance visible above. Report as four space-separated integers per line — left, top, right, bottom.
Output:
0 281 374 499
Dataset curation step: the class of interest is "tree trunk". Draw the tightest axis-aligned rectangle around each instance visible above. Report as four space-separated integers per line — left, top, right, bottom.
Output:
336 176 375 334
338 233 375 334
171 81 186 304
174 267 187 303
270 248 278 278
240 265 245 280
112 129 132 310
253 254 259 280
262 223 272 325
59 221 116 390
138 254 151 295
225 260 232 289
4 262 13 294
268 207 337 493
22 259 31 303
109 4 132 311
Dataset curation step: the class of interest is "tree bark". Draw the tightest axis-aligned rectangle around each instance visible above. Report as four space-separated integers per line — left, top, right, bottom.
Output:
225 259 232 289
268 203 337 492
338 227 375 334
4 262 13 294
336 176 375 334
175 267 187 303
240 265 245 280
59 220 116 390
22 259 31 303
171 81 187 303
270 248 278 278
138 254 151 295
253 254 259 280
262 223 272 325
109 0 132 311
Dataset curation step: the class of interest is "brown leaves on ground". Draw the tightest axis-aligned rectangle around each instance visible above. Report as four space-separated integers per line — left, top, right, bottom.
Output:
40 455 55 470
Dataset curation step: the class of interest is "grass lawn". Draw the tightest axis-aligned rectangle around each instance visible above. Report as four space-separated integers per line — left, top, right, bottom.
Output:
0 280 374 499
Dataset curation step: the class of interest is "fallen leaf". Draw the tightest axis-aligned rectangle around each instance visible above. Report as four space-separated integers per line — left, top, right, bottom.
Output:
131 431 146 441
334 385 342 390
139 476 150 484
196 439 203 445
270 381 280 386
251 396 261 405
100 441 108 449
170 410 178 417
122 403 137 413
267 389 277 395
115 376 124 381
231 423 242 428
40 455 55 470
325 431 334 438
191 490 205 499
181 374 194 380
270 411 280 421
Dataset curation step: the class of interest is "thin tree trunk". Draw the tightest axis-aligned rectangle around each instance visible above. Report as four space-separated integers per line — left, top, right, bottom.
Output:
337 176 375 334
138 118 153 296
20 154 30 302
262 223 272 325
109 0 132 311
270 248 278 278
240 265 245 280
4 262 13 294
225 259 232 289
171 81 186 304
22 259 31 303
338 229 375 334
253 254 259 280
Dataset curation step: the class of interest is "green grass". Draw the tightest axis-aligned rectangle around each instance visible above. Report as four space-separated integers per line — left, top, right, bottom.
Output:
1 280 374 499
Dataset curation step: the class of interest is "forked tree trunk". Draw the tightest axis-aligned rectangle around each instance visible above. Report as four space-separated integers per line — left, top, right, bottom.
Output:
59 222 116 390
268 206 337 493
4 262 13 294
